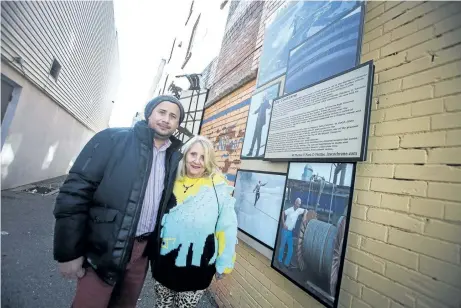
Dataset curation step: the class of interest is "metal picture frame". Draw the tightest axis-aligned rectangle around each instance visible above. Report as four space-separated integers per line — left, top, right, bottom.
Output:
263 61 375 162
255 1 364 89
283 3 366 95
240 82 281 160
233 168 288 250
271 162 356 308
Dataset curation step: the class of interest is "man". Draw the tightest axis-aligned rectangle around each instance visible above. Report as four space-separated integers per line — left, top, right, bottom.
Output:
246 94 272 157
53 95 185 308
278 198 307 268
253 180 267 207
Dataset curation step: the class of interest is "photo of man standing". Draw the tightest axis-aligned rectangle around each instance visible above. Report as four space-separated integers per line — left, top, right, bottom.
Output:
241 83 280 159
277 198 307 267
246 93 272 158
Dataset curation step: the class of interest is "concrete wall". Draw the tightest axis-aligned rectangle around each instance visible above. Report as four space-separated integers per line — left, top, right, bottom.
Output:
1 61 93 190
202 1 461 308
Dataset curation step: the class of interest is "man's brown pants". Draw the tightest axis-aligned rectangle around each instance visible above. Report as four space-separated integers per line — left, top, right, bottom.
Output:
72 241 148 308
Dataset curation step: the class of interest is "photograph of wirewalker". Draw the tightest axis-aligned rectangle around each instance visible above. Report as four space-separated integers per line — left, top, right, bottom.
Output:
233 169 287 249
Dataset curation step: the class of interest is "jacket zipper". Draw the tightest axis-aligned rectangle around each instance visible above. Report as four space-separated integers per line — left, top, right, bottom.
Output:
118 144 153 272
81 143 100 171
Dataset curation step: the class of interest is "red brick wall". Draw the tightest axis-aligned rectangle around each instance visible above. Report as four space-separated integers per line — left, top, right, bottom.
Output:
207 1 264 103
200 80 256 184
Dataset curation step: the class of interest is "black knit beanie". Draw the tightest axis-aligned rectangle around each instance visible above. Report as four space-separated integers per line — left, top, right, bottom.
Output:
144 95 185 124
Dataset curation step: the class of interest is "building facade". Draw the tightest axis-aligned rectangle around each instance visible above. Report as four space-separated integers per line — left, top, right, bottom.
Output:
132 0 230 141
155 0 230 97
200 1 461 308
1 1 119 189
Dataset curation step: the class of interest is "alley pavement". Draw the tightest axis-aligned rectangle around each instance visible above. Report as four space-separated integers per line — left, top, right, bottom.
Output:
1 187 217 308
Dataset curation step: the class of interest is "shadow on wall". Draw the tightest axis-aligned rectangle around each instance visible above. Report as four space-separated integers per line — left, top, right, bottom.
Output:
1 60 96 190
1 133 23 182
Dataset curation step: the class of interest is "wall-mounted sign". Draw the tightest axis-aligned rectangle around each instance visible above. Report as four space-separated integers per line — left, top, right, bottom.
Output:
264 61 374 162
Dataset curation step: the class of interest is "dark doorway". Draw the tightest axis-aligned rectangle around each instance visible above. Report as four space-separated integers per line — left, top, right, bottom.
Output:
1 78 14 123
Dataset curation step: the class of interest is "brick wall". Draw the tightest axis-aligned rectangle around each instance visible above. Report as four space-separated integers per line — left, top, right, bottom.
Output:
200 80 256 184
207 1 263 104
342 2 461 308
206 1 461 308
201 58 218 90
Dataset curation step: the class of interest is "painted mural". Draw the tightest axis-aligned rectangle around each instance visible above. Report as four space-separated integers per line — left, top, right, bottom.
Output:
200 85 254 183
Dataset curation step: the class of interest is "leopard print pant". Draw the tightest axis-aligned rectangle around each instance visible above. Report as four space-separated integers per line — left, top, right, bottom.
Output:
154 281 205 308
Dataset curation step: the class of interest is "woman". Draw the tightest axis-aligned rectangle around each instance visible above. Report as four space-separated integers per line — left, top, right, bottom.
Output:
147 135 238 308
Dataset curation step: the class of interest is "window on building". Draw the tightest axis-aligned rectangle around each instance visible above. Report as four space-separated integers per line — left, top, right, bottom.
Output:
162 75 169 94
1 78 14 123
49 59 61 81
182 14 201 69
167 38 176 64
185 1 194 25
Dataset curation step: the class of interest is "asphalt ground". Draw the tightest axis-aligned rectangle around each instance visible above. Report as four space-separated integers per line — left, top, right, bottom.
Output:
1 189 217 308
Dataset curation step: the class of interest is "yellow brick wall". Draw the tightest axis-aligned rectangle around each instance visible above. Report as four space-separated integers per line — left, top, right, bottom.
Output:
207 1 461 308
344 2 461 307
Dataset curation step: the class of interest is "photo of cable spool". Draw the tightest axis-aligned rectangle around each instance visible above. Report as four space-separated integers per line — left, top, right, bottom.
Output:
296 214 347 296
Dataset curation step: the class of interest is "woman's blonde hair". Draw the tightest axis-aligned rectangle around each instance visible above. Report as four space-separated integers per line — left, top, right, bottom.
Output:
177 135 221 178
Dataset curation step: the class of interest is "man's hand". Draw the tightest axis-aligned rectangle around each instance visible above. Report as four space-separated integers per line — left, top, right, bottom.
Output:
283 224 288 230
58 256 85 279
302 210 308 223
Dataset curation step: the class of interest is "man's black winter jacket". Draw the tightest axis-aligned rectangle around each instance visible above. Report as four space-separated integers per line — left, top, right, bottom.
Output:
53 120 182 285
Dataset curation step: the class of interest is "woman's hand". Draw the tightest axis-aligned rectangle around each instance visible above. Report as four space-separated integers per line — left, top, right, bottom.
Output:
215 273 226 280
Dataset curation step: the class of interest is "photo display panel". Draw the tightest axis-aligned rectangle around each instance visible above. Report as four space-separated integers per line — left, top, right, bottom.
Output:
264 62 374 162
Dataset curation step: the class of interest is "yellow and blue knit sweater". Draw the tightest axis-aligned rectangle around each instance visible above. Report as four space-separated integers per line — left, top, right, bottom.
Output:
152 174 237 292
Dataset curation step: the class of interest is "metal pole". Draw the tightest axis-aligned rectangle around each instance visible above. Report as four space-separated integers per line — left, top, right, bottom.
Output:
329 163 334 183
316 177 325 213
190 90 198 137
328 183 334 224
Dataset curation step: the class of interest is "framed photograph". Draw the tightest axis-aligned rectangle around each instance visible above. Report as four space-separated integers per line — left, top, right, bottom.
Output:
272 162 356 308
284 5 365 94
241 83 280 159
256 1 362 89
233 169 287 249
